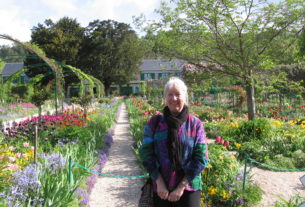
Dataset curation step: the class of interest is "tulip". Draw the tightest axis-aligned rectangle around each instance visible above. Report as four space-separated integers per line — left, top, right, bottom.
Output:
224 141 230 147
15 152 21 158
220 139 225 145
215 136 222 143
8 146 16 151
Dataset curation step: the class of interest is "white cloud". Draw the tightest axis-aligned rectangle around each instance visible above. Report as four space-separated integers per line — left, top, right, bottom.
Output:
0 5 31 45
0 0 162 46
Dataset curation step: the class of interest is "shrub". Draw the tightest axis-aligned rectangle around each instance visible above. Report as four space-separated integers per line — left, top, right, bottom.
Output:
202 144 262 207
236 118 271 142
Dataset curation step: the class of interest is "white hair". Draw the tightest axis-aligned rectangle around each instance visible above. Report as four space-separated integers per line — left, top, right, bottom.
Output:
164 77 188 105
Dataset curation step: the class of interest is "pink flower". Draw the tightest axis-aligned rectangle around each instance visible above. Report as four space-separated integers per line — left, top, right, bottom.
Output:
7 163 19 171
215 136 222 143
224 141 230 147
23 142 29 147
220 139 225 145
15 152 21 158
31 146 35 152
22 154 28 158
8 156 16 162
8 146 16 151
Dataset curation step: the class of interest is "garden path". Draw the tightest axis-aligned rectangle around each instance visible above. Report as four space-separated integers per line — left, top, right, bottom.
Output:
89 103 144 207
250 168 305 207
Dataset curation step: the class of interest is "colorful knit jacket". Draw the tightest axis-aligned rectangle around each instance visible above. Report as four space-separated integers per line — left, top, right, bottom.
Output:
139 114 209 191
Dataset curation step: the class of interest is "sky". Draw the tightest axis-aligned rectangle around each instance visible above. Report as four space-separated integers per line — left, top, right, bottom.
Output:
0 0 162 45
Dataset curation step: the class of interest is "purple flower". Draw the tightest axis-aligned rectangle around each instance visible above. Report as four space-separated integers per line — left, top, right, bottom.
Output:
237 199 245 205
0 164 42 206
40 153 66 174
75 188 90 207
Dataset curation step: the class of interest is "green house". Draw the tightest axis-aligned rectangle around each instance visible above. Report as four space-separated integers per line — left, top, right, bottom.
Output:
1 62 29 84
111 59 185 95
138 59 185 81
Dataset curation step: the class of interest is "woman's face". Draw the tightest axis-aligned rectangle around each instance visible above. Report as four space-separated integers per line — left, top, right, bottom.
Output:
165 86 185 116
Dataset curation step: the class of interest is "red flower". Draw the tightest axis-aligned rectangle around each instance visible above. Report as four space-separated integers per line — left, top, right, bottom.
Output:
224 141 230 147
215 136 222 143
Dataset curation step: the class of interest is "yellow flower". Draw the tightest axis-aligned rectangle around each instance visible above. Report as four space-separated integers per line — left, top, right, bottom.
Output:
221 190 230 200
230 122 239 128
235 143 241 149
229 155 236 161
208 187 217 196
229 163 236 169
207 164 212 169
219 156 224 162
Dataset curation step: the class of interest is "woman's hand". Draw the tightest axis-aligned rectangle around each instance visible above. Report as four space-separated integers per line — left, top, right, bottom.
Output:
156 175 169 200
167 185 185 202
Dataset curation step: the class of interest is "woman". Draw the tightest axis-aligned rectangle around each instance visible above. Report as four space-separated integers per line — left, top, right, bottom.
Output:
140 77 209 207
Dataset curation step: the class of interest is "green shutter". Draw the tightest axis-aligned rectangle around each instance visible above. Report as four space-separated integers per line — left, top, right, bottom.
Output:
151 73 155 79
141 74 144 80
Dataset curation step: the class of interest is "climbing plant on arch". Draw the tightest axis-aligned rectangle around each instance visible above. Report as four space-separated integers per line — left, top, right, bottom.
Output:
0 34 64 113
0 34 104 109
56 62 104 98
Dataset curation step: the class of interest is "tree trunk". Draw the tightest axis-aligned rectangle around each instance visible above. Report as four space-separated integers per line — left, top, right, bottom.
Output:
245 79 256 120
104 84 110 96
38 106 42 123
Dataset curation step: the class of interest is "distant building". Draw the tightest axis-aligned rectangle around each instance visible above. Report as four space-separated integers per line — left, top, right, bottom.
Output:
138 59 185 81
0 62 29 84
110 59 186 95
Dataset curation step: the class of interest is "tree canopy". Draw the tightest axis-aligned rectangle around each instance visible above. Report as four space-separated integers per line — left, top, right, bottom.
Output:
139 0 305 119
31 17 85 66
80 19 144 95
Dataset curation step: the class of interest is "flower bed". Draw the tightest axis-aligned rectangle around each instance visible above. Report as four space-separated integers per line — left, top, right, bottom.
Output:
0 98 122 207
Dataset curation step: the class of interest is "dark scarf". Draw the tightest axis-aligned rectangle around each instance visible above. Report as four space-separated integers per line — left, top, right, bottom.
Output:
163 105 189 171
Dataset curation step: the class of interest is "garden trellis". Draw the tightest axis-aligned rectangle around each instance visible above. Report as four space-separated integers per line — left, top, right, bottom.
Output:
0 34 104 112
0 34 64 113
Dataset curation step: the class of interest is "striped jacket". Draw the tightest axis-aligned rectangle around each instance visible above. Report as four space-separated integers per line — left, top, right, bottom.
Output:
139 114 209 191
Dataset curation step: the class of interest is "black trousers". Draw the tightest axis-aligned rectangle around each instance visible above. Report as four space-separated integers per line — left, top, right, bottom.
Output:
153 190 201 207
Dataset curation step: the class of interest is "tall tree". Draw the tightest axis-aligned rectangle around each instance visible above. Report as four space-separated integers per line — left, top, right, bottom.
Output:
31 17 85 66
299 28 305 59
140 0 305 120
80 20 144 95
26 17 85 89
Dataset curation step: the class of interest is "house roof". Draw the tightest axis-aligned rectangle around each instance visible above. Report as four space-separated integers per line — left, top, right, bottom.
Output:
1 62 24 76
140 59 185 72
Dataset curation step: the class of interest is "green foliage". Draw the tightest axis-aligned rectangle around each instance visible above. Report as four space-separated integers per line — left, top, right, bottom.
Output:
274 194 305 207
202 144 262 207
31 17 84 67
30 89 50 107
139 0 305 120
53 126 90 144
236 119 271 142
99 97 112 104
70 95 92 109
299 28 305 59
0 59 4 72
11 85 28 100
80 19 144 95
0 44 27 62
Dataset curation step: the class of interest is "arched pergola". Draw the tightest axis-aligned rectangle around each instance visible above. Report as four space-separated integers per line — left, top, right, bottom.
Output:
0 34 104 112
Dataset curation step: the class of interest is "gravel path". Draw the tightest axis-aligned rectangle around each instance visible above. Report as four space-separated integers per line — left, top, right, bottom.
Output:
250 168 305 207
89 103 144 207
